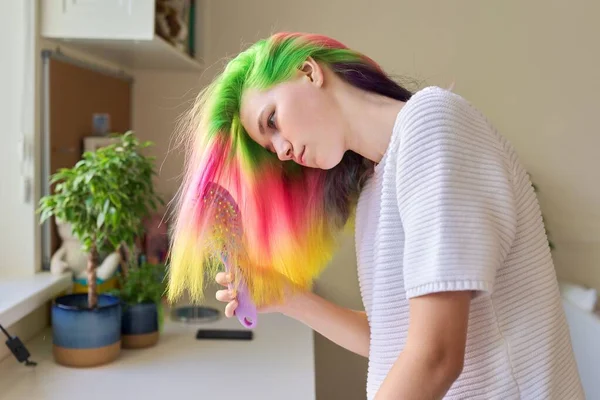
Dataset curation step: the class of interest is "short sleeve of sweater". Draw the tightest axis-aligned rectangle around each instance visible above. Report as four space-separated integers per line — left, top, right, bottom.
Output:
395 87 517 299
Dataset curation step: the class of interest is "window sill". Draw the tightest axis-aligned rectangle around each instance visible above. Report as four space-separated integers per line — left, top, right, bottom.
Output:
0 272 72 327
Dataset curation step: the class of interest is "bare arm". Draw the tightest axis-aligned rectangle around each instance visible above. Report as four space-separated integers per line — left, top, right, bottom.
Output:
215 272 370 357
374 291 470 400
282 291 370 357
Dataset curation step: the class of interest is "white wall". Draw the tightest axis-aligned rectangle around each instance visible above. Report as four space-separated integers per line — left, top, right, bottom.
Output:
0 0 38 276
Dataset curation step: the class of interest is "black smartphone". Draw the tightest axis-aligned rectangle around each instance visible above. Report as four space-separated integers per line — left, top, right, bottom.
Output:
196 329 253 341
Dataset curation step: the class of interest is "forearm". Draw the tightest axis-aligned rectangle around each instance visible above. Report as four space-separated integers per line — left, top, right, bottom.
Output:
282 291 370 357
375 348 462 400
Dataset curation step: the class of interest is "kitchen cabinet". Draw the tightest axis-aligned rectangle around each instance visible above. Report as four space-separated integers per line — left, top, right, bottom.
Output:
40 0 202 71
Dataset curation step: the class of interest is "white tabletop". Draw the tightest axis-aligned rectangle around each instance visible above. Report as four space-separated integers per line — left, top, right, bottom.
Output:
0 306 315 400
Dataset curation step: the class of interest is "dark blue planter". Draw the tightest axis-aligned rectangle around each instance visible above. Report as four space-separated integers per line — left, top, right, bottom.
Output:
51 293 121 367
121 302 159 348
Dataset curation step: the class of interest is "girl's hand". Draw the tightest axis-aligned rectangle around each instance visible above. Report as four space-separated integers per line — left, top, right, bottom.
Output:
216 272 372 358
214 272 295 317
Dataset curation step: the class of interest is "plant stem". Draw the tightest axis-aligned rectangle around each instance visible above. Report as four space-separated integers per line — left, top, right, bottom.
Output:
87 246 98 309
118 244 129 279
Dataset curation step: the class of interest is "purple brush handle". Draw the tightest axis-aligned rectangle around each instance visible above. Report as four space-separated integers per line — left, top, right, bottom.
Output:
230 277 258 329
224 259 257 329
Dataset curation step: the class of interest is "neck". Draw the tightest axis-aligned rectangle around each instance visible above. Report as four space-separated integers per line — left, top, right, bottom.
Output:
333 79 405 164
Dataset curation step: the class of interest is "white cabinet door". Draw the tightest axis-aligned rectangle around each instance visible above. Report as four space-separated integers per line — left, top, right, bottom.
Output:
41 0 154 41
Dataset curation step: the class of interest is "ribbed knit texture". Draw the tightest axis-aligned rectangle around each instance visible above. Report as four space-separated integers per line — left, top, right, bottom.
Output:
355 86 584 399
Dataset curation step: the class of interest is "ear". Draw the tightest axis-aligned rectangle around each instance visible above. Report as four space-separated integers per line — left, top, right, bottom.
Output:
300 57 324 87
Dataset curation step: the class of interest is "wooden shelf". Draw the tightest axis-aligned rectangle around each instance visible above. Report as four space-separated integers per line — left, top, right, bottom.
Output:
51 35 203 72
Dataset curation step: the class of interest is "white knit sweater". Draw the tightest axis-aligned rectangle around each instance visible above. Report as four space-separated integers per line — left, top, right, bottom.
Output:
355 86 584 399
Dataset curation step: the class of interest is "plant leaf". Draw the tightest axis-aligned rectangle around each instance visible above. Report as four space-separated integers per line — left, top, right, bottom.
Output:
97 212 105 229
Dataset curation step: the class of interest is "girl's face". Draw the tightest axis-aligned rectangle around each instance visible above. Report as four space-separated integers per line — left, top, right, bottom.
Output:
240 60 348 170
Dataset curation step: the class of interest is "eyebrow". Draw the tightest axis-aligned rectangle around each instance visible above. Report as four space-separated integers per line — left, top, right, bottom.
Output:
258 106 266 135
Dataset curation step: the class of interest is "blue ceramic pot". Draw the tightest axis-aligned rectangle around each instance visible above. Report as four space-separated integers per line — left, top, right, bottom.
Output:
121 302 159 349
52 293 121 367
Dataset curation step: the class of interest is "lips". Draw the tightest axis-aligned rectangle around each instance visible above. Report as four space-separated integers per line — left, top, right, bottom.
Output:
296 146 306 165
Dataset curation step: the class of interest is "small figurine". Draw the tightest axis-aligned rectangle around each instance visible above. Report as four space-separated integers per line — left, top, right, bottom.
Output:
50 220 120 287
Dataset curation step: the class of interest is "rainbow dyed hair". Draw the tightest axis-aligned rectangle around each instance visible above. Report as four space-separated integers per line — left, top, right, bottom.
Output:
168 32 412 306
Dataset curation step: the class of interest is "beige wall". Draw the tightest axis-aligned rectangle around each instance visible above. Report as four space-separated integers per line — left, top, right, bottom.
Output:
132 70 203 201
134 1 600 399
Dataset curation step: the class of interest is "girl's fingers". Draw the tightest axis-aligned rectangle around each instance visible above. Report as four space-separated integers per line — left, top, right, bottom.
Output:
216 288 236 302
215 272 238 318
215 272 233 287
225 300 238 318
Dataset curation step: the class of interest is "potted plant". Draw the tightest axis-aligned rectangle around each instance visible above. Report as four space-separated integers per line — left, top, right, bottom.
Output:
114 262 167 349
38 131 162 367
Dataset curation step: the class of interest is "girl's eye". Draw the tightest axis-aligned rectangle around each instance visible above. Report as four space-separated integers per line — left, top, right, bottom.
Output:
267 111 277 129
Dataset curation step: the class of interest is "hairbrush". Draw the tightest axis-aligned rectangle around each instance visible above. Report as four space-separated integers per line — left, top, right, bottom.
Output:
204 182 258 329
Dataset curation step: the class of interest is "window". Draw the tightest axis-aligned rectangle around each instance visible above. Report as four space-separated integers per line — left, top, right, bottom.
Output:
0 1 38 278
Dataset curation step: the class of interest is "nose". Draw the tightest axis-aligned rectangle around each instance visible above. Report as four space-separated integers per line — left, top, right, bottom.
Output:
273 135 293 161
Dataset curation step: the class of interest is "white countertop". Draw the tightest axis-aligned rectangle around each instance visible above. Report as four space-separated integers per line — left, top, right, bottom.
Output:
0 272 72 327
0 305 315 400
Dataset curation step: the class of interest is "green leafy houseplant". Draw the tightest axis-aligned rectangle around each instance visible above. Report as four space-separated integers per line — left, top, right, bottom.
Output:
111 262 167 347
114 262 167 305
38 131 163 308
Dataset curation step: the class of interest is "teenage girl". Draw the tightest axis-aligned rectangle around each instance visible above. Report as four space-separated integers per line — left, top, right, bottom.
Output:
168 32 583 399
